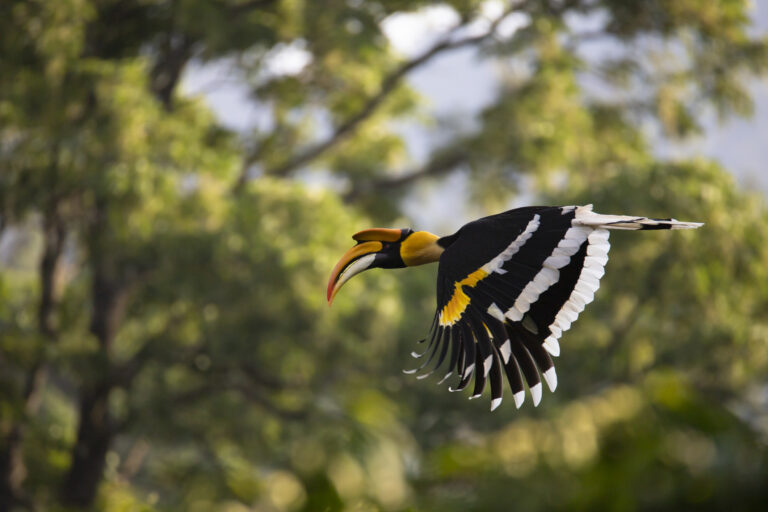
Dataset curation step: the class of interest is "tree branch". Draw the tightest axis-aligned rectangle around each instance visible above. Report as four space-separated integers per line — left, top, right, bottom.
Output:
38 211 66 339
235 3 523 189
150 34 195 110
149 0 198 110
343 146 470 203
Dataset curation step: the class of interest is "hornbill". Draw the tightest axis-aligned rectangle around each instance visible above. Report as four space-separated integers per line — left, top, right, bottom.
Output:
327 205 702 410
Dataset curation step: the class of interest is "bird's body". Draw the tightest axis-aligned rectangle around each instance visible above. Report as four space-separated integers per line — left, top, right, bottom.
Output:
328 205 702 410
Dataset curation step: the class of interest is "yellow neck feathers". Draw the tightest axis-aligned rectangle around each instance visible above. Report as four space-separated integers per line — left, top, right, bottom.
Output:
400 231 443 266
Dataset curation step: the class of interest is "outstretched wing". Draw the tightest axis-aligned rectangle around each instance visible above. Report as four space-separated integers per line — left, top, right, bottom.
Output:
406 205 610 410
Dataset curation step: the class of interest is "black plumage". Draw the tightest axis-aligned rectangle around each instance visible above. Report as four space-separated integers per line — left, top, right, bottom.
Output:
407 205 700 410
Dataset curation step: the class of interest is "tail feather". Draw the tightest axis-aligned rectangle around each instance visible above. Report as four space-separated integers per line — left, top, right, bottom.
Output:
573 204 703 231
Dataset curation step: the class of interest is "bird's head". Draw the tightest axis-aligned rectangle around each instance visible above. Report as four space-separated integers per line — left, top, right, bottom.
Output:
327 227 443 305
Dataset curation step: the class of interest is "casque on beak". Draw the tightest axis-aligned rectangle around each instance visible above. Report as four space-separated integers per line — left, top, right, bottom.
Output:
326 228 405 305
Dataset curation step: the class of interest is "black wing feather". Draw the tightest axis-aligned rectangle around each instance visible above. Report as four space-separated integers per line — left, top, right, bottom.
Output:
407 205 609 409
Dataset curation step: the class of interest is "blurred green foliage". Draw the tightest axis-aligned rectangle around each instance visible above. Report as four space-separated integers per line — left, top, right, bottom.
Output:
1 0 768 510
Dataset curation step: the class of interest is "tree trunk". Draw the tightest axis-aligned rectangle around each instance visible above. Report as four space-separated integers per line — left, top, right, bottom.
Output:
59 199 127 508
59 386 113 508
0 426 25 510
0 210 65 508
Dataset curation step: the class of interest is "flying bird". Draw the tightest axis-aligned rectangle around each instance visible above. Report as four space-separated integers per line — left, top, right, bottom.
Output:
327 205 702 410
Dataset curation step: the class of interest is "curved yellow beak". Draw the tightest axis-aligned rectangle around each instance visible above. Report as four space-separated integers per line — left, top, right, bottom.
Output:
326 241 383 305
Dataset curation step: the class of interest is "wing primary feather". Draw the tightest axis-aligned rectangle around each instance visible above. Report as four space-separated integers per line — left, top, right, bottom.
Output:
449 323 476 392
419 324 454 379
425 311 441 348
518 329 556 392
464 304 494 377
423 311 439 343
420 325 448 372
436 331 457 383
410 340 427 358
503 355 525 409
462 288 509 368
506 328 542 404
483 317 511 364
469 349 487 399
411 329 439 358
458 291 519 407
442 326 462 382
403 325 444 374
412 314 441 358
518 328 555 373
459 321 476 380
449 346 474 392
455 335 466 381
410 337 434 359
508 338 540 388
449 371 473 392
489 347 504 410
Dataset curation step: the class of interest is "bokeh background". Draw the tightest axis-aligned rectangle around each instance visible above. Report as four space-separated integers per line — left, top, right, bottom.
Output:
2 1 768 511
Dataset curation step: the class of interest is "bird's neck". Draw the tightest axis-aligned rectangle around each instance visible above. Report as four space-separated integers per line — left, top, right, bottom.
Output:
401 231 444 266
437 231 459 249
